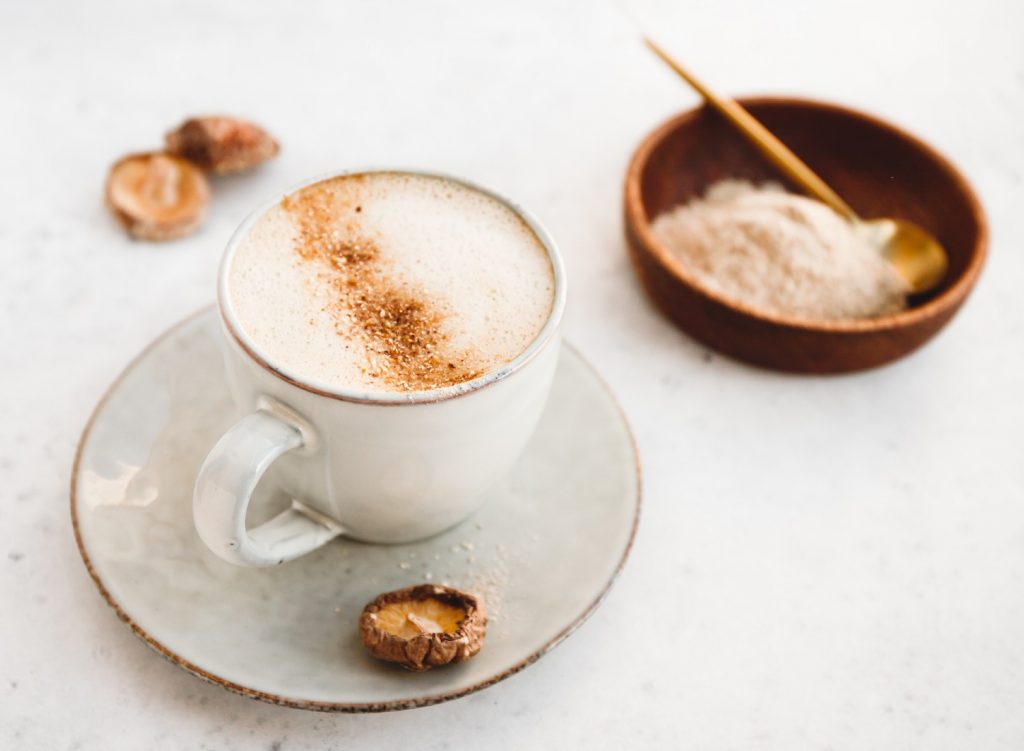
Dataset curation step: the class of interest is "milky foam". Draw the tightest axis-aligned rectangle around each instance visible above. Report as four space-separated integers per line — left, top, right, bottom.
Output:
227 172 555 394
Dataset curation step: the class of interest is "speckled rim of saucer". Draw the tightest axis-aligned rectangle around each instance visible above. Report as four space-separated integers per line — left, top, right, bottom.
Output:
69 306 642 713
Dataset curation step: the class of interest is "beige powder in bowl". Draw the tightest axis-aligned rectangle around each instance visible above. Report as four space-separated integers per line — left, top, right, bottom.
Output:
650 180 909 321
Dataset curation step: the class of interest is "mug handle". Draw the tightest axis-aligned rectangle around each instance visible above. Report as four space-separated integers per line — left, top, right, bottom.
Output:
193 410 342 566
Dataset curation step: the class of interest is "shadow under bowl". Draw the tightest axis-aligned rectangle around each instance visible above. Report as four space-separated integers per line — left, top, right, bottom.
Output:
623 97 988 373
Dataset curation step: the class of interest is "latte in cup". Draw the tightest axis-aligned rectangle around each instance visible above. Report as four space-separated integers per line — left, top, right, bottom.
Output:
226 172 555 393
197 169 565 562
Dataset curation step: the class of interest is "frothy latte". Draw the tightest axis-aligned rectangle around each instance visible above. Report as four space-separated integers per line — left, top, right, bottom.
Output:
227 172 555 393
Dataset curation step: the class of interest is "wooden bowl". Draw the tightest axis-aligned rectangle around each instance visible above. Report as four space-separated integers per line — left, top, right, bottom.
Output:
624 97 987 373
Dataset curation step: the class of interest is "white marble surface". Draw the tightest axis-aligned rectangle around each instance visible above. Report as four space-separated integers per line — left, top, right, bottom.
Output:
2 0 1022 748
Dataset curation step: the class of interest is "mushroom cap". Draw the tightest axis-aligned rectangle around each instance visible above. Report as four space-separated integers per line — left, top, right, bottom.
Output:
165 116 279 175
105 152 209 241
359 584 487 672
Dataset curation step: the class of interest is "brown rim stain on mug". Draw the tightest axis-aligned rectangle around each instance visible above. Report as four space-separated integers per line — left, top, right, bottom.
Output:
624 97 988 374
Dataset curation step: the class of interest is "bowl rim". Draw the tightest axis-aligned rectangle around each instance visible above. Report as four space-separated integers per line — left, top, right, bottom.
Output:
624 95 988 333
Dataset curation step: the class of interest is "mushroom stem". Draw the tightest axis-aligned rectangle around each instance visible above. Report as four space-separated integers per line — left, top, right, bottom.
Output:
406 613 444 634
142 155 181 208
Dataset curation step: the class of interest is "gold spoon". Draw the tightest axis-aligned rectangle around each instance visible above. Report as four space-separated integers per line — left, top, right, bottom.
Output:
645 38 948 295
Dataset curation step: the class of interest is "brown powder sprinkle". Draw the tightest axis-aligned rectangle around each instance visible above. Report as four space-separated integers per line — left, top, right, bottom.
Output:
282 180 483 391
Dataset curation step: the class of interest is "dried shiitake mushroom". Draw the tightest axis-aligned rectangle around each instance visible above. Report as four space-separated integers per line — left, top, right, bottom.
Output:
359 584 487 672
105 152 209 241
165 116 279 175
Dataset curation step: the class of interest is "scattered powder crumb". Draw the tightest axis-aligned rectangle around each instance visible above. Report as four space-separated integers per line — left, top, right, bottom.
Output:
398 562 410 570
464 550 511 625
651 179 909 321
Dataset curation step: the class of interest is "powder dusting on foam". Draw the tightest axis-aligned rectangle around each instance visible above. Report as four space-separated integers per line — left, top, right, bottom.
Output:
229 173 554 393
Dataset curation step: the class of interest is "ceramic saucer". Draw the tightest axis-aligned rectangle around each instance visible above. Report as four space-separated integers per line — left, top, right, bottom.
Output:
71 307 640 712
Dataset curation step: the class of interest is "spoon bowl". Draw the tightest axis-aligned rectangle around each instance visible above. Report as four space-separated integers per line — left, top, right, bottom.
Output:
857 217 949 294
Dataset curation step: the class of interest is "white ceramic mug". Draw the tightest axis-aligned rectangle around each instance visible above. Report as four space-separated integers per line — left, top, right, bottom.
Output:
193 169 566 567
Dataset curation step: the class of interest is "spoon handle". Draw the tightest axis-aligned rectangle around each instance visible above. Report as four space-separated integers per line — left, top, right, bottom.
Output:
645 38 859 222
